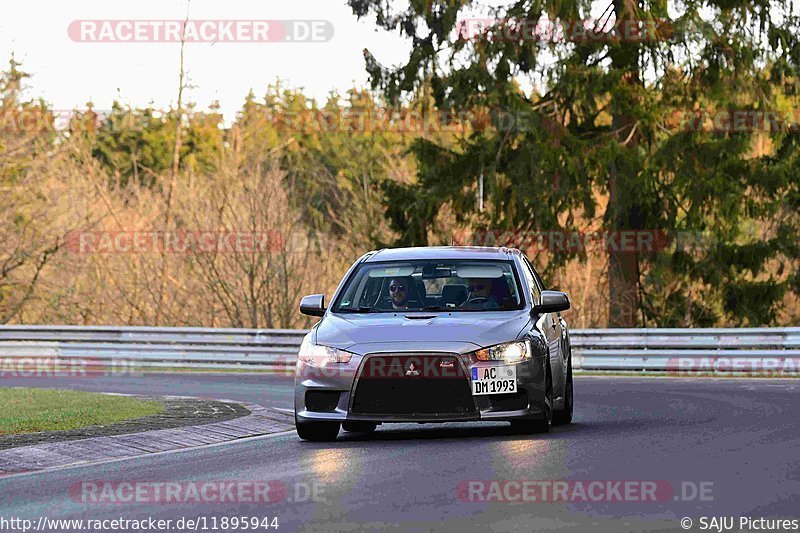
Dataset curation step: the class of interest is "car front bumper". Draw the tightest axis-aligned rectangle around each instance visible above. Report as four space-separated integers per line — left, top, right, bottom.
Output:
294 350 550 424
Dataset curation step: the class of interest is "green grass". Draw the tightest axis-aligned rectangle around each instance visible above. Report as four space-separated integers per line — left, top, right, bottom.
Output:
0 388 165 435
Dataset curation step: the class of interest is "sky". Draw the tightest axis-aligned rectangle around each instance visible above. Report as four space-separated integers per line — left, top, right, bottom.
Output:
4 1 780 123
0 0 412 120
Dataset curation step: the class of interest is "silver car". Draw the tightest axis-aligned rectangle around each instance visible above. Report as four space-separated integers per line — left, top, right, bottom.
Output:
294 246 573 441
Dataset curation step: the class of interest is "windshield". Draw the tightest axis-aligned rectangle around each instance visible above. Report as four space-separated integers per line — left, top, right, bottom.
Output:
332 259 524 313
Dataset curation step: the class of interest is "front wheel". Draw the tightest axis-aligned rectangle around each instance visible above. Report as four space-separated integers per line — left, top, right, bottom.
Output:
553 358 573 426
295 418 340 441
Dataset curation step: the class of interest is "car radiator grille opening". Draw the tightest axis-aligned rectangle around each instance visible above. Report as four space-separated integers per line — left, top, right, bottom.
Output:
487 390 529 411
351 354 476 416
305 390 341 412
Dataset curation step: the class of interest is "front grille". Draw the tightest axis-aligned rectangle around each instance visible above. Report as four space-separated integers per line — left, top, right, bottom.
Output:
351 354 476 416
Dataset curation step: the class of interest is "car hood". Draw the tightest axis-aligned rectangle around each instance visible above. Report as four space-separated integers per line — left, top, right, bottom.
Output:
313 311 532 355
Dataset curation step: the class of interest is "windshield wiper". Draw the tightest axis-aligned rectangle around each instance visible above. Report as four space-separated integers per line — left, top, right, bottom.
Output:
339 306 378 313
422 305 450 311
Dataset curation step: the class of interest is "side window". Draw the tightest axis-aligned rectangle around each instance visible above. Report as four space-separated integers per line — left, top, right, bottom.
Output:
521 256 542 302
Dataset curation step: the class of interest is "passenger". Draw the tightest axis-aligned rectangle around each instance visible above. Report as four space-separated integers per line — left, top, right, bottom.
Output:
461 278 500 310
388 277 411 309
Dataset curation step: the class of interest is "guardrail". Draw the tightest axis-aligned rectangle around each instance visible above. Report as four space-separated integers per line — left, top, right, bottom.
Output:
570 328 800 372
0 325 798 373
0 325 307 370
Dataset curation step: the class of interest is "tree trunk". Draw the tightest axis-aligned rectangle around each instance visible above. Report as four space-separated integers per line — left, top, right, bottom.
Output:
608 0 642 327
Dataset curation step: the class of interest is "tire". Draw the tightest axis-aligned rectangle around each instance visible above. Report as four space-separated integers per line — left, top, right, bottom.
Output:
295 417 340 442
553 357 573 426
342 421 378 433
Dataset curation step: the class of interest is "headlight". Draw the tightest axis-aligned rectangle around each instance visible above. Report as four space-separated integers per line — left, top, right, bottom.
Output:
473 340 531 364
298 337 353 366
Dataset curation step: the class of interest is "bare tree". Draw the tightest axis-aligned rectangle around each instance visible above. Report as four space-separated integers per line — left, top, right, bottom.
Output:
177 144 340 328
155 1 191 325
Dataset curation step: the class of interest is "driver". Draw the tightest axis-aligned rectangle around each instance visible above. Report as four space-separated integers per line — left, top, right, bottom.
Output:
388 277 411 309
460 278 500 310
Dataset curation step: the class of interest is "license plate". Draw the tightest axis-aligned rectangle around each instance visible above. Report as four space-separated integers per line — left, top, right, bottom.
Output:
471 365 517 395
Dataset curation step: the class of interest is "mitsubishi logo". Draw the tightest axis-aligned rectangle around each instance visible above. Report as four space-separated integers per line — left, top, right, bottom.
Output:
405 362 420 377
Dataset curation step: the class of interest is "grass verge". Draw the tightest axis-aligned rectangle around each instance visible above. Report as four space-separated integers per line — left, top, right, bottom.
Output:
0 388 164 435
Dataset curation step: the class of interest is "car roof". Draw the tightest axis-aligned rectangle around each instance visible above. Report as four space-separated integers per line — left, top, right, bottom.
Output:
363 246 520 263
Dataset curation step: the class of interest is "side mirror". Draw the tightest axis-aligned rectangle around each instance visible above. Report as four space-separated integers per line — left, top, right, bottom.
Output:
299 294 326 317
533 290 570 314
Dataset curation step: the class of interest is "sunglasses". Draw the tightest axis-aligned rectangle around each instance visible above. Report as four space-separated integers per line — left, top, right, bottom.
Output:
389 285 407 293
468 284 486 291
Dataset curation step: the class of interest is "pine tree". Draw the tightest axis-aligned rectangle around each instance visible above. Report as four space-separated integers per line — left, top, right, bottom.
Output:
348 0 800 326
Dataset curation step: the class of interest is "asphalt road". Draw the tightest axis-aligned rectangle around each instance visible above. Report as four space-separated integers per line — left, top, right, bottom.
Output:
0 374 798 532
